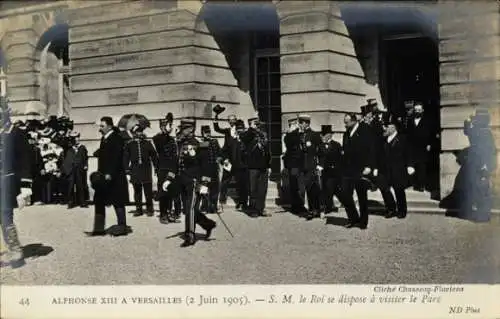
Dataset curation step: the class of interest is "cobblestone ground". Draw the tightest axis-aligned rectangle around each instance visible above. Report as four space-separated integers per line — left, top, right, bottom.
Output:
1 205 499 285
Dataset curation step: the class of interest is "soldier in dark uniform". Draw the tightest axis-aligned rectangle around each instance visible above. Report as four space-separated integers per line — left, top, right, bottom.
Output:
242 117 271 217
0 96 32 268
123 125 159 217
198 125 222 214
153 113 181 224
283 117 305 214
62 132 89 208
162 119 216 247
318 125 342 215
342 113 376 229
297 114 322 220
378 114 415 218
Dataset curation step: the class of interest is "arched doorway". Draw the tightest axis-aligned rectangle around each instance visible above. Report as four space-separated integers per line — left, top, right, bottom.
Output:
35 22 70 117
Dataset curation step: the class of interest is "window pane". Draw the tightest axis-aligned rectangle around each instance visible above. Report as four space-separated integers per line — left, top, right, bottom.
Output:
270 124 281 138
269 57 280 73
271 140 283 153
257 58 269 74
257 90 269 106
270 73 280 89
270 90 281 105
270 108 281 122
257 74 269 91
258 108 270 122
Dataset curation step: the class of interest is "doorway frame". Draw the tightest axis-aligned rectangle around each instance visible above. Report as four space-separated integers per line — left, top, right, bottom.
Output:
253 48 281 179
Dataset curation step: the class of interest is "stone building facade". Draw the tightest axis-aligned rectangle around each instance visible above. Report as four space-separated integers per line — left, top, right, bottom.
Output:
0 0 498 202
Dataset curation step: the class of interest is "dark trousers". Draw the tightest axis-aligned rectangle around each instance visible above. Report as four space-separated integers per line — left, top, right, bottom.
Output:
219 167 248 206
207 178 219 213
413 158 427 189
321 173 341 212
31 173 43 204
67 169 88 206
219 169 234 203
132 182 153 211
376 175 408 215
342 177 369 226
159 185 182 217
178 177 215 235
299 169 321 212
288 168 305 212
92 204 127 232
249 168 269 213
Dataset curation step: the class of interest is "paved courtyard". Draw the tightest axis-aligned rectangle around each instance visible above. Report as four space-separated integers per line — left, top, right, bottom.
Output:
2 205 499 285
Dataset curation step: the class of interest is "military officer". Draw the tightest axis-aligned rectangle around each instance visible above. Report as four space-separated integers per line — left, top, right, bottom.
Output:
298 114 322 220
163 119 216 247
153 113 181 224
124 125 159 216
198 125 222 214
283 117 305 214
0 97 33 268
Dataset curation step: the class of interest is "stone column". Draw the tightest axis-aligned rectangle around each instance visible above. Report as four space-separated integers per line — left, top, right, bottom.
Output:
275 0 366 137
438 1 500 199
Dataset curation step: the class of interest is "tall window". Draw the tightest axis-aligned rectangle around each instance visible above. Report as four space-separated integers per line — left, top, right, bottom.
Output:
254 51 281 177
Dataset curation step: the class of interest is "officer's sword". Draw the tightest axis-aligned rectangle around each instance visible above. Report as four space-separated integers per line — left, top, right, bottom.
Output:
215 165 234 237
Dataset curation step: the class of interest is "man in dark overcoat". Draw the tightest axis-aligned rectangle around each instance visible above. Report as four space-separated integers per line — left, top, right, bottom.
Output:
342 113 376 229
406 102 432 191
62 132 89 208
153 113 181 224
242 117 271 217
88 117 130 237
283 117 305 214
377 114 415 218
123 125 159 216
318 125 342 215
162 119 216 247
297 114 322 220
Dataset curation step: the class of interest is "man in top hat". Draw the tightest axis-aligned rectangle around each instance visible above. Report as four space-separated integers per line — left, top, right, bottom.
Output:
283 116 305 213
406 101 432 191
87 116 130 237
163 118 216 247
318 125 342 215
123 125 159 217
62 131 89 208
241 117 271 217
297 114 322 220
342 113 376 229
376 113 415 218
153 113 181 224
0 97 33 268
198 125 222 214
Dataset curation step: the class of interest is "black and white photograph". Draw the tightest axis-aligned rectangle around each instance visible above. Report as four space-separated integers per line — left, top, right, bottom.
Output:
0 0 499 317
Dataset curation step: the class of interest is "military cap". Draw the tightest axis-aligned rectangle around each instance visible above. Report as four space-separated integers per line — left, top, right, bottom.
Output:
248 117 259 125
235 119 245 129
298 114 311 122
131 124 143 133
288 117 298 124
69 131 80 138
40 127 55 137
201 125 211 133
180 118 196 129
321 125 333 135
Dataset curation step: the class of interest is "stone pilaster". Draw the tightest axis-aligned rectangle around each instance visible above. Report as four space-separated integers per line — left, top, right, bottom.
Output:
438 1 500 199
275 0 366 134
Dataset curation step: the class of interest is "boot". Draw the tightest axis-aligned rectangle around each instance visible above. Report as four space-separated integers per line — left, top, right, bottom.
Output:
4 225 25 269
181 232 196 247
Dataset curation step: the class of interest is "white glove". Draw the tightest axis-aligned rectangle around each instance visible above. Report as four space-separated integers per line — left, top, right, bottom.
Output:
199 185 208 195
407 167 415 175
362 167 371 175
373 169 378 177
17 188 33 209
162 180 171 191
316 165 323 171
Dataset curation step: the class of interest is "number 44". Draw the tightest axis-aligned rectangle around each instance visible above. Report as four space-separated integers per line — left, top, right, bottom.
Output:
19 298 30 306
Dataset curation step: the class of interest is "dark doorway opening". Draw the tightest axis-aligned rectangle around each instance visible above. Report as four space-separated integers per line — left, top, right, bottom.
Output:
382 35 441 194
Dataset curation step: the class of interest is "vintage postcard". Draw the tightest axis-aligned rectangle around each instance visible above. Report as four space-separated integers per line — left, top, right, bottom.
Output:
0 0 499 318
